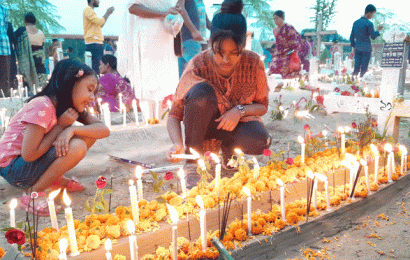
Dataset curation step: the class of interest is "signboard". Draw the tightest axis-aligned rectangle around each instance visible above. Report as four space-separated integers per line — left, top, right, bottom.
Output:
381 43 406 68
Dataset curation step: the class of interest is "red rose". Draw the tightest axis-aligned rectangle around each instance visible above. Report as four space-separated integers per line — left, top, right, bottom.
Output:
5 229 25 245
351 85 357 90
341 91 351 96
304 124 311 132
96 176 107 189
334 87 340 93
351 122 357 129
263 149 272 157
285 158 294 165
164 172 174 180
316 95 324 105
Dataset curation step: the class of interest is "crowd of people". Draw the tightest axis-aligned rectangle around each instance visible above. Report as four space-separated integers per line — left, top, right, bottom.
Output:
0 0 388 213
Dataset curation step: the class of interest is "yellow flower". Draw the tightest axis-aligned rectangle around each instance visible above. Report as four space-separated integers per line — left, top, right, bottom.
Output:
169 196 183 207
107 215 120 226
0 247 5 259
154 208 167 222
105 225 121 238
113 254 127 260
85 235 101 250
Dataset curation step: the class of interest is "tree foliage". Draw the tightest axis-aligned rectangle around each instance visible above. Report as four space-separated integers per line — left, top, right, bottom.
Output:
2 0 64 35
310 0 337 30
372 8 410 44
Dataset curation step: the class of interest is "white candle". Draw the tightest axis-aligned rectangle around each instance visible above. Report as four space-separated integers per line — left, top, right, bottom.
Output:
316 173 331 211
9 198 17 228
155 100 159 119
370 89 375 98
97 98 102 110
312 178 318 210
276 179 286 220
58 238 68 260
121 102 126 126
298 136 305 164
129 180 139 225
322 130 328 149
400 145 407 175
135 166 143 201
385 144 393 182
360 159 370 194
338 126 345 155
132 99 139 124
105 238 112 260
370 144 379 184
252 157 260 179
210 153 221 190
198 159 206 171
196 195 207 252
126 220 138 260
48 188 61 231
243 187 252 235
177 168 187 198
102 103 111 129
118 93 123 108
63 189 79 256
167 204 179 260
234 148 244 165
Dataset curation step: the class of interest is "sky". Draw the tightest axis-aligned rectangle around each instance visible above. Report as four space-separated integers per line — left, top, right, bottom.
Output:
52 0 410 39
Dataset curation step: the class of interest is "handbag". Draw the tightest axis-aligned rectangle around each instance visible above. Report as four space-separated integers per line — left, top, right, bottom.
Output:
163 13 183 37
289 51 301 70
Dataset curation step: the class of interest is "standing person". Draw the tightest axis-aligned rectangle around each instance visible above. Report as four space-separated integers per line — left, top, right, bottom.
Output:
350 4 383 78
117 0 199 120
0 4 11 97
167 0 273 188
194 0 211 50
178 0 205 76
299 34 311 72
269 10 302 79
330 39 341 65
83 0 114 74
0 59 110 215
7 21 17 89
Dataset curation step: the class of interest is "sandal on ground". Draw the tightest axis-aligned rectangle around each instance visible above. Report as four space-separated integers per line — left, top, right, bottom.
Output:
19 192 62 217
50 176 85 192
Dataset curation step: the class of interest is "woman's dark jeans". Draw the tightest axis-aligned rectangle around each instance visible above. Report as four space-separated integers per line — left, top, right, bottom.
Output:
183 82 271 156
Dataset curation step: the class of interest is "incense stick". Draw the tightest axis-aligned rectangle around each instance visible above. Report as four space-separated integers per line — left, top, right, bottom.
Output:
350 165 363 198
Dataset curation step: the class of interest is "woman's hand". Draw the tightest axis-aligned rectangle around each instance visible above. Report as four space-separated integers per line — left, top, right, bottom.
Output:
166 144 185 163
58 108 79 128
53 127 75 157
216 108 241 131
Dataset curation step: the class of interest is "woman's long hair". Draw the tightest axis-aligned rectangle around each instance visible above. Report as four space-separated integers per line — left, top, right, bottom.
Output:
28 59 95 117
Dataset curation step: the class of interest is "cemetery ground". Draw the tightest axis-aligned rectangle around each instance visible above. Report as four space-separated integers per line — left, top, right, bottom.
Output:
1 87 410 259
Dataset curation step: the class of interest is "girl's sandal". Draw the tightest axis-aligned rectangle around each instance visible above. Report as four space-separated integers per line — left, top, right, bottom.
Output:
50 176 85 192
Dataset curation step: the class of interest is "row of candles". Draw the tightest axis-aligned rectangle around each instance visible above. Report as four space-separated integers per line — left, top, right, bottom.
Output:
7 141 408 259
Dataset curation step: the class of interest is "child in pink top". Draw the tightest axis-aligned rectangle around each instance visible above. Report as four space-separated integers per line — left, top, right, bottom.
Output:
0 59 110 216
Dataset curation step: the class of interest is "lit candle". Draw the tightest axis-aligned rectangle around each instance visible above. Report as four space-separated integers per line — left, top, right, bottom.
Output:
210 153 221 190
316 173 331 211
198 159 206 171
89 107 95 116
370 89 375 98
121 102 126 126
118 93 123 108
252 157 260 179
167 100 172 111
370 144 379 184
102 103 111 129
135 166 143 201
361 159 370 194
242 187 252 235
126 219 138 260
400 145 407 175
196 195 207 252
9 198 17 228
276 179 286 220
167 204 179 260
338 126 345 155
155 100 159 120
97 97 102 110
48 188 61 231
385 143 393 182
298 136 305 164
177 168 187 198
58 238 68 260
132 99 139 124
322 130 328 149
234 148 244 165
129 180 139 225
105 238 112 260
345 153 357 198
63 189 79 256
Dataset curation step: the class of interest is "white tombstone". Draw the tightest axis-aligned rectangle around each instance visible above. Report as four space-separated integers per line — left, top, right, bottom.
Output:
333 52 341 72
85 51 92 68
56 48 64 61
49 57 55 76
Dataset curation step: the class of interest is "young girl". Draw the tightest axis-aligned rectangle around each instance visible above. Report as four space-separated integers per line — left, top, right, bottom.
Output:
0 59 110 215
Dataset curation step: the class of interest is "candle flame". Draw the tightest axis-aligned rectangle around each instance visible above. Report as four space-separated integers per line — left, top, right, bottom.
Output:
370 144 379 155
243 186 251 197
189 148 200 158
344 126 351 133
315 173 327 182
399 145 407 155
345 153 357 163
118 93 123 97
306 171 315 179
166 204 179 224
252 157 258 164
297 136 304 144
312 92 318 98
234 148 243 155
97 97 102 103
48 188 61 200
360 159 367 166
198 159 206 169
126 220 135 235
322 130 328 136
384 143 392 153
283 110 289 118
337 126 344 133
62 189 71 207
276 179 284 186
210 153 220 164
105 238 112 251
59 238 68 253
9 198 17 210
135 166 143 179
279 105 284 111
363 86 369 93
177 168 185 179
196 195 205 209
129 179 134 186
132 99 137 106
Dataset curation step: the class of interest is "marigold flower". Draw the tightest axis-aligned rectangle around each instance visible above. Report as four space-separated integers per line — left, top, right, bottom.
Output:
85 235 101 250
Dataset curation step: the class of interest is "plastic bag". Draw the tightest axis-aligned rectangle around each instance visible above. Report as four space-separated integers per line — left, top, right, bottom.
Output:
164 13 183 37
289 52 301 70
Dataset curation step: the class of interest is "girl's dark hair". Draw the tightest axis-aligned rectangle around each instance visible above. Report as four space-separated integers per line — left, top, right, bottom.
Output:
221 0 243 14
25 12 36 25
101 54 117 70
211 30 245 54
28 59 96 117
273 10 285 19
